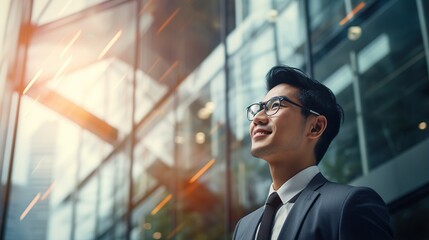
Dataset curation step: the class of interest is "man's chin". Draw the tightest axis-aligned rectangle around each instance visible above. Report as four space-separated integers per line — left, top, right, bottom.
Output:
250 146 269 158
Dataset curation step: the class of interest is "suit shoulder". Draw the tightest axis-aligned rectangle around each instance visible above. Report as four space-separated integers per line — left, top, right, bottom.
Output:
335 185 393 239
239 206 264 223
233 207 264 239
317 181 387 212
320 181 382 199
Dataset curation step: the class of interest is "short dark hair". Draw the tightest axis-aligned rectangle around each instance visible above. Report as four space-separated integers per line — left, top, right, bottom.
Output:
265 65 344 164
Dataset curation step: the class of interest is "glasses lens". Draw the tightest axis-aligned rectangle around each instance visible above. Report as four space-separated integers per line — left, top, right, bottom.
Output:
265 97 281 116
247 103 262 120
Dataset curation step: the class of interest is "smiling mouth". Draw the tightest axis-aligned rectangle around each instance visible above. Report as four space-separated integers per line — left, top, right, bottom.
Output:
253 130 272 137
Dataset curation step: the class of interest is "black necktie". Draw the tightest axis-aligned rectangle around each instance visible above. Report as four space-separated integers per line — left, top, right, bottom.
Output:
256 192 283 240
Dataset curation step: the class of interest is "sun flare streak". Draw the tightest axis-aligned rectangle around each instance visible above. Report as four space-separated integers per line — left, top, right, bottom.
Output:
151 194 172 215
23 69 43 94
189 159 216 183
339 2 366 26
23 96 41 117
60 30 81 58
98 30 122 60
20 193 41 221
41 181 57 201
52 56 72 83
57 0 73 17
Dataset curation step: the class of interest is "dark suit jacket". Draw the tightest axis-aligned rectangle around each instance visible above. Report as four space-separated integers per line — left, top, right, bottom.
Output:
233 173 393 240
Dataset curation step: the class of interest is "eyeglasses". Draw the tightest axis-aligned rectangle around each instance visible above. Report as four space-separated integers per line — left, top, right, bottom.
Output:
246 96 321 121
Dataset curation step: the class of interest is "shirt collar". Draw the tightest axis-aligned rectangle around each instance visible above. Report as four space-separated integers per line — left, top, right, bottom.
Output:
267 165 320 204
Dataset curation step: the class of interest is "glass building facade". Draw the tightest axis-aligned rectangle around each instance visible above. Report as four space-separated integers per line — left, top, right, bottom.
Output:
0 0 428 239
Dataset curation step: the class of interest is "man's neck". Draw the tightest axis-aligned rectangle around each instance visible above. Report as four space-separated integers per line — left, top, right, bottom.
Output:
269 162 315 190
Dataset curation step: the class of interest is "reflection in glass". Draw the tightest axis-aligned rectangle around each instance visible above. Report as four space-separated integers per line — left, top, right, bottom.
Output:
276 0 306 67
315 0 429 182
392 194 429 240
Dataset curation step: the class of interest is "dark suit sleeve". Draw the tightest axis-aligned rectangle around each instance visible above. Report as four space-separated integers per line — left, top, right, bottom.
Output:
232 219 241 240
339 187 394 240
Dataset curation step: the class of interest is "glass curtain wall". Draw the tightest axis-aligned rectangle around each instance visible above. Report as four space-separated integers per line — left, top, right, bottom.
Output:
1 0 429 239
1 0 232 239
310 0 429 238
312 0 429 182
0 0 18 235
5 1 137 239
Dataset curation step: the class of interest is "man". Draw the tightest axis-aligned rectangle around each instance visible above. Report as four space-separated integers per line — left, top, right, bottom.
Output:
233 65 393 240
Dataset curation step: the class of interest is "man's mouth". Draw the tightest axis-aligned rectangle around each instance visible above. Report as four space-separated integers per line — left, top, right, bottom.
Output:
253 129 272 137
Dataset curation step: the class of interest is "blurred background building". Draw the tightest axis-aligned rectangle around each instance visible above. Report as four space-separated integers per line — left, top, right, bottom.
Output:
0 0 428 239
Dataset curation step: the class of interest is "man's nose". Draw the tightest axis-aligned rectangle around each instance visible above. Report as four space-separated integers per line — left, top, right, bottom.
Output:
252 110 268 125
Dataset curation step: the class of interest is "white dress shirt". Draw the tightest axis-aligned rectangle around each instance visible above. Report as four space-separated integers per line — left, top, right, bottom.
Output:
255 166 320 240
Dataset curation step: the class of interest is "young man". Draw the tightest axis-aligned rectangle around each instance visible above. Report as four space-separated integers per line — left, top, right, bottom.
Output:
233 65 393 240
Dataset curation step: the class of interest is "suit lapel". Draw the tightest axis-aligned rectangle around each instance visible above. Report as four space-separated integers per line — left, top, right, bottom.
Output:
237 207 264 239
278 173 327 239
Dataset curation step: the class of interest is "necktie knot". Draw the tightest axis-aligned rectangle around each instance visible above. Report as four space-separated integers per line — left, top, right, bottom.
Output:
257 192 283 240
266 192 282 208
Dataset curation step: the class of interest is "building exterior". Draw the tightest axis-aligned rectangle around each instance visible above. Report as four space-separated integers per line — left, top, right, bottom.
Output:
3 121 57 240
0 0 428 239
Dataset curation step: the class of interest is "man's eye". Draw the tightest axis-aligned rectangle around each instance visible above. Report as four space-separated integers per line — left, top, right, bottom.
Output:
270 102 280 110
250 105 261 114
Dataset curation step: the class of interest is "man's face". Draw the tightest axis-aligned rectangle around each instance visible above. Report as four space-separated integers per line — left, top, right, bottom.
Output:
249 84 311 163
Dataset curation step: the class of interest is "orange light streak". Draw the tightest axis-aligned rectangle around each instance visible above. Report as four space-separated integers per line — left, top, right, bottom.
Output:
57 0 73 17
41 181 56 201
113 74 127 89
98 30 122 60
167 222 185 239
23 69 43 94
20 193 41 221
31 160 42 175
60 30 81 58
23 95 41 117
52 56 72 83
151 194 172 215
189 159 215 183
339 2 366 26
159 61 179 82
148 57 161 74
210 122 220 135
157 8 180 34
140 0 154 15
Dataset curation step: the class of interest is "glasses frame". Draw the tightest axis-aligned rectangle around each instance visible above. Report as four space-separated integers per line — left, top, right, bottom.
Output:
246 96 321 121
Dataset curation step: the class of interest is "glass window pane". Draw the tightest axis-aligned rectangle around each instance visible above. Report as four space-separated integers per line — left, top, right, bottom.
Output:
5 2 136 239
355 0 429 169
4 99 65 239
276 0 306 68
132 41 226 240
175 71 227 239
228 27 276 228
0 0 12 52
75 177 97 240
317 64 363 183
314 0 429 182
98 159 115 235
47 201 72 240
32 0 110 25
309 0 346 52
136 0 225 124
391 193 429 240
26 2 135 141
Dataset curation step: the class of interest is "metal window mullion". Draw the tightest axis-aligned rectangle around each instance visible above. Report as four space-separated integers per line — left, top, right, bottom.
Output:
303 0 314 76
0 1 33 239
349 51 369 176
220 0 232 237
125 0 141 239
416 0 429 78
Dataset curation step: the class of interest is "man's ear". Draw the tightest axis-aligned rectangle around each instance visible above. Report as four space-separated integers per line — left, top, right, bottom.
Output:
308 115 327 139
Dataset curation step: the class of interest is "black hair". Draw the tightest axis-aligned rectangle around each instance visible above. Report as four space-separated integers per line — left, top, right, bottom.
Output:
265 65 344 164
